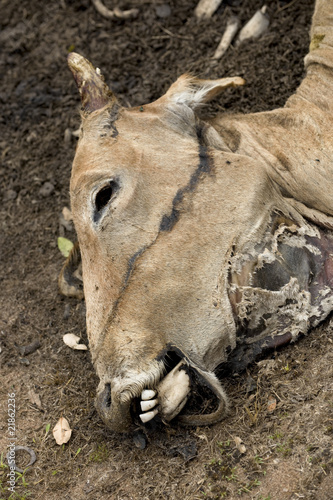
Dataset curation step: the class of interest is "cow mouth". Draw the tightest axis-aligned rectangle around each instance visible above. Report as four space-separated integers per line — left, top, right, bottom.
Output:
96 349 228 433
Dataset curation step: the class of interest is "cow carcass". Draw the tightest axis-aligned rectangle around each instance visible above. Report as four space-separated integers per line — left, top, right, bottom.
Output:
61 0 333 433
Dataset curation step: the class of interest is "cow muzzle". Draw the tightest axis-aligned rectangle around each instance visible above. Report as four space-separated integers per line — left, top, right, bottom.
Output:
95 351 228 433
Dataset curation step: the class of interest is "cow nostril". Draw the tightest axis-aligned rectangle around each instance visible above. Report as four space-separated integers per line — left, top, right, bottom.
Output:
99 383 111 410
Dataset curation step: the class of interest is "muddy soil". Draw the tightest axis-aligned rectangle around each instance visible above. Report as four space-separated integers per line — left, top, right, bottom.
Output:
1 0 332 499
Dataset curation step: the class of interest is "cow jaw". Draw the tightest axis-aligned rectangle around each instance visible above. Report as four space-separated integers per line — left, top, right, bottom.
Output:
95 353 229 432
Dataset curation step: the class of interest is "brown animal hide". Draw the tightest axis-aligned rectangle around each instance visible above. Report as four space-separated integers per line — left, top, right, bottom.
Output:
62 0 333 433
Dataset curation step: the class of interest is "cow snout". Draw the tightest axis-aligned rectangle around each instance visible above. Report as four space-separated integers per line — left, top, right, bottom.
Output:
96 383 111 416
95 382 134 433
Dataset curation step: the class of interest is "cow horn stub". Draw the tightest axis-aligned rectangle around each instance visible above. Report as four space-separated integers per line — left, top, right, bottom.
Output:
67 52 117 114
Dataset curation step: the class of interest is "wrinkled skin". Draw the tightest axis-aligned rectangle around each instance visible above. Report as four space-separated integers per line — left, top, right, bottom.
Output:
61 0 333 432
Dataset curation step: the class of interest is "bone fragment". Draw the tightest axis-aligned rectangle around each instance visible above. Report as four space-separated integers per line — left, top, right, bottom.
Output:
212 16 240 60
62 206 73 222
157 360 191 422
72 128 81 138
234 436 247 454
195 0 223 20
141 389 156 400
91 0 139 20
139 408 158 423
140 399 158 412
63 333 88 350
236 6 269 46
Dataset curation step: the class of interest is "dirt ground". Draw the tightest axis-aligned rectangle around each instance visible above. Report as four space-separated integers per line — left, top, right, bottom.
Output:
1 0 333 499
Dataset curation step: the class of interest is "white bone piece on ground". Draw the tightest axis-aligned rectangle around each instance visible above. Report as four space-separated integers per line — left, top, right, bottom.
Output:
141 389 156 400
157 360 191 422
140 399 158 412
63 333 88 350
194 0 223 19
62 206 73 221
91 0 138 20
212 16 240 60
139 408 158 423
236 6 269 46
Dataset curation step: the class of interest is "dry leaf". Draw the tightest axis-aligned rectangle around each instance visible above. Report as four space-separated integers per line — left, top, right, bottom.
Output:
58 237 74 257
194 433 209 442
267 398 277 413
257 359 276 376
234 436 247 454
28 388 42 409
63 333 88 351
53 417 72 445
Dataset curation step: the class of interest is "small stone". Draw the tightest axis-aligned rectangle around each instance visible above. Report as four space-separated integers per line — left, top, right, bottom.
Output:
59 215 73 232
133 431 147 449
62 207 73 221
267 398 277 413
39 182 54 197
246 375 257 393
64 128 72 144
63 304 71 320
26 131 38 143
155 4 171 18
4 189 17 201
20 358 30 366
17 339 41 356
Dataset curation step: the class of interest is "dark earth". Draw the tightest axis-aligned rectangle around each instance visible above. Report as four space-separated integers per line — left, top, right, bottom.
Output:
1 0 333 499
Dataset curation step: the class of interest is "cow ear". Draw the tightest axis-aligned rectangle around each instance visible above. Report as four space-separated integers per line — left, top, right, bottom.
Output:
164 74 245 110
67 52 118 115
58 242 84 300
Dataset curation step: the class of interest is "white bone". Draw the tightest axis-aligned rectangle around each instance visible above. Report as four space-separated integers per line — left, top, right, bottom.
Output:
139 409 158 423
212 16 240 60
195 0 223 20
157 360 191 422
140 399 158 412
63 333 88 350
236 6 269 46
141 389 156 400
91 0 138 20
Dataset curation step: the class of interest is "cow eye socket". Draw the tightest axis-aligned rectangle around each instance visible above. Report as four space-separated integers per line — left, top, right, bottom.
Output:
95 181 117 213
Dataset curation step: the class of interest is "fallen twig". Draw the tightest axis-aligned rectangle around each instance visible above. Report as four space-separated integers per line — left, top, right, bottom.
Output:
277 0 299 13
212 16 239 60
91 0 139 20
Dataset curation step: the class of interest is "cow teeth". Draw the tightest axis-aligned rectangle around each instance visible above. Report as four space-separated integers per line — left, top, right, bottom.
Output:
140 399 158 412
139 409 158 423
141 389 156 400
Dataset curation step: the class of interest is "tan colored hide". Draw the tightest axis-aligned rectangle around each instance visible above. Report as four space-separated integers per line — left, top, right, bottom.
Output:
64 0 333 432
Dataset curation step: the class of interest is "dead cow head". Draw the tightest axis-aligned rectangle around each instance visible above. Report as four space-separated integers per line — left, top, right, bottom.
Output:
65 52 333 433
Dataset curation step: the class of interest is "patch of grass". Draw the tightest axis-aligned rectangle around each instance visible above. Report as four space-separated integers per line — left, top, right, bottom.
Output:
253 455 264 465
237 478 261 494
0 474 32 500
202 450 267 499
216 440 231 455
244 399 262 426
276 441 292 457
269 431 284 441
89 443 109 463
